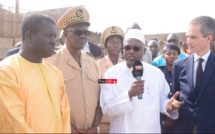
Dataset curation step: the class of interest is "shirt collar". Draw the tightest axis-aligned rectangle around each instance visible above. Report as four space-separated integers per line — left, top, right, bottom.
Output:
194 50 211 62
85 41 89 47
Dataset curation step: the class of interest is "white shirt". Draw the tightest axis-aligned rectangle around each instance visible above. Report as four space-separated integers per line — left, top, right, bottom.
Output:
193 50 211 87
82 41 90 53
100 61 178 133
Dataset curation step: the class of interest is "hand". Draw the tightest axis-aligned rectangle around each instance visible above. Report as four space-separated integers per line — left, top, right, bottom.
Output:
163 116 174 127
166 91 184 112
128 80 144 99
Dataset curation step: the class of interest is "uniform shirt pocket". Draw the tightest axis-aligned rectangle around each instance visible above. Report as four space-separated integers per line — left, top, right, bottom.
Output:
87 73 98 82
63 74 74 83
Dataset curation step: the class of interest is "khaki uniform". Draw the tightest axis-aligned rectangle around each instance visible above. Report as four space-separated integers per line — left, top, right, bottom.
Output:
97 55 124 78
46 45 100 130
97 55 124 133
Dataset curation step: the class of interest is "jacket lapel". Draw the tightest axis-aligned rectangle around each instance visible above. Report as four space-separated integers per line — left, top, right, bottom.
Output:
185 55 196 99
197 52 215 103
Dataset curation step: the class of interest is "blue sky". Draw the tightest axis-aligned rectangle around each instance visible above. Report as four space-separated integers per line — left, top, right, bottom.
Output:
1 0 214 34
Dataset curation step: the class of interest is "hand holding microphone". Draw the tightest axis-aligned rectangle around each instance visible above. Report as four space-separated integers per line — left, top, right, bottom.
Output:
128 79 145 99
129 60 144 99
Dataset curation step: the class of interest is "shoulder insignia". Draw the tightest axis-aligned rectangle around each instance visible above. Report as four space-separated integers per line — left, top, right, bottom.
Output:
95 55 104 60
86 52 97 60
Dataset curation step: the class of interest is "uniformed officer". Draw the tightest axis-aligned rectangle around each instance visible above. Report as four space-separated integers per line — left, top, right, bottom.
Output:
97 26 124 133
46 6 102 133
97 26 125 78
96 26 124 133
158 43 180 134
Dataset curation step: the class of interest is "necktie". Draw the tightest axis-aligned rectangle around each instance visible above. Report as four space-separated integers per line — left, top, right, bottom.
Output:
195 58 204 96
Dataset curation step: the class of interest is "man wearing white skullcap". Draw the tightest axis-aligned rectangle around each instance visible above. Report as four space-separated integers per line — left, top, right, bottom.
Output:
100 29 184 133
126 23 153 64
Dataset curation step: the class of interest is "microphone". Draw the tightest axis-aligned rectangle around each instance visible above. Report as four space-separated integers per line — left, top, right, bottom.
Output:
131 60 143 99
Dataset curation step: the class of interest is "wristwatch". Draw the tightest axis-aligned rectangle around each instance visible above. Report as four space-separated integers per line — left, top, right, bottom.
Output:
91 124 98 128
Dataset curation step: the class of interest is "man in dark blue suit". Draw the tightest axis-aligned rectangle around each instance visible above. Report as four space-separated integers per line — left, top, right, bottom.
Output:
172 16 215 133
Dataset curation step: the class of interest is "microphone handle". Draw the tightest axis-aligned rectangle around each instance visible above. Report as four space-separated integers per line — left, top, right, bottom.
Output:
136 76 142 99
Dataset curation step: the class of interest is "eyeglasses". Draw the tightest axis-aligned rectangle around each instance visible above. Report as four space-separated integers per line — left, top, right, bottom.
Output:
123 46 141 52
66 29 91 36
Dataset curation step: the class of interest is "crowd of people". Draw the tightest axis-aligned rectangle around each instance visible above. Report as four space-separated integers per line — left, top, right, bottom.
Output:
0 5 215 133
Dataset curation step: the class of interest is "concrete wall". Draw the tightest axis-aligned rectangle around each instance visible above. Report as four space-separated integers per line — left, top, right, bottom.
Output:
0 38 14 58
145 32 187 42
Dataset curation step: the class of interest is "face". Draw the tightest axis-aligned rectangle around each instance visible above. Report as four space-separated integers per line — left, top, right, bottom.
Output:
147 41 159 57
31 20 56 58
106 36 122 56
123 39 144 68
64 23 89 51
186 24 212 56
167 34 180 47
163 50 178 66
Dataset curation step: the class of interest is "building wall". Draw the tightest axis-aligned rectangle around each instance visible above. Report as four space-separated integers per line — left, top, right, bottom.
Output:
0 5 187 59
0 37 14 58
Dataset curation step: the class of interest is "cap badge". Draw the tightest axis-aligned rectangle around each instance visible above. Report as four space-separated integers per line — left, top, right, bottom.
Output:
110 26 117 33
63 9 86 29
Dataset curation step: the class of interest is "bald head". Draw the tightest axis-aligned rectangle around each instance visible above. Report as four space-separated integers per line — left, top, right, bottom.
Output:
167 33 181 47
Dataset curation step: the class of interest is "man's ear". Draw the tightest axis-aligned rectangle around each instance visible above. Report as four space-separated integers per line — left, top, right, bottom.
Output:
64 30 68 37
25 31 32 41
210 36 215 44
207 34 213 44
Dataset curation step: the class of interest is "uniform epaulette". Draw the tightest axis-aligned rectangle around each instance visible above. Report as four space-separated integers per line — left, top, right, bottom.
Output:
95 55 104 60
86 52 97 60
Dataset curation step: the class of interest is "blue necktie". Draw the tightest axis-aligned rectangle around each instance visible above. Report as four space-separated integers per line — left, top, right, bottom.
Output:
195 58 204 96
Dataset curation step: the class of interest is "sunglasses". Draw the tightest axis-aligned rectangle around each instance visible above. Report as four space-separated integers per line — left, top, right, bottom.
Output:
123 46 141 52
66 29 91 36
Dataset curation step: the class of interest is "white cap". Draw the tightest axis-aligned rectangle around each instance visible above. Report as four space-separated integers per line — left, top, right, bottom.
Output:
124 29 145 46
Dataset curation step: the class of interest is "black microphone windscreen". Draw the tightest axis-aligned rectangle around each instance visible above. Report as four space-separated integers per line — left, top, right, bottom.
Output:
131 60 143 78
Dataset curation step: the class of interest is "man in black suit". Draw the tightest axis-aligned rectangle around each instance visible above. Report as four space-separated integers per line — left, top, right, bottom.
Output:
82 41 101 58
172 16 215 133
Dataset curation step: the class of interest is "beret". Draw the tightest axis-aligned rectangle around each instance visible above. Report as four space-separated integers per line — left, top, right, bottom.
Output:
163 43 181 55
